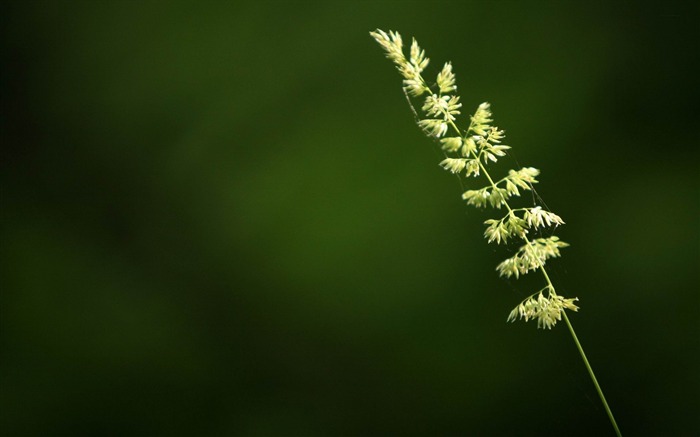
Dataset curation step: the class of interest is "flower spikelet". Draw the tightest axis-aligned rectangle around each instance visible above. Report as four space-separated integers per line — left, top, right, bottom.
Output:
508 290 579 329
437 62 456 93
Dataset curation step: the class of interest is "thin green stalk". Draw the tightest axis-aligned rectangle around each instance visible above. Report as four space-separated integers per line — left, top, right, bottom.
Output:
562 312 622 437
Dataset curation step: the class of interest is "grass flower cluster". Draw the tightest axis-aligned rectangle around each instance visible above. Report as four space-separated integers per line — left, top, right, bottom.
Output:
370 29 577 329
371 29 621 436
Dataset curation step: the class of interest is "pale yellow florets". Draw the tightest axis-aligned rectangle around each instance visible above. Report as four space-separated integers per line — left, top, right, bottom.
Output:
508 289 580 329
371 29 579 329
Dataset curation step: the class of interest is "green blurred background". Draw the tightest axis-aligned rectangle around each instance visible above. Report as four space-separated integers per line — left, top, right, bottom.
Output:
2 1 699 435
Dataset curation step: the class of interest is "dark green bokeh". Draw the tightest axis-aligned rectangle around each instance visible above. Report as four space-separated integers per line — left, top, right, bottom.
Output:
2 1 699 435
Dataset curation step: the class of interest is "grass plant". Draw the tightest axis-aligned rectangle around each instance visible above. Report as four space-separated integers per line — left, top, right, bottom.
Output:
370 29 621 436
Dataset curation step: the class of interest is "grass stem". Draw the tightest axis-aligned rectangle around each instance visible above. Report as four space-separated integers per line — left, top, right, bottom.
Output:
562 312 622 437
